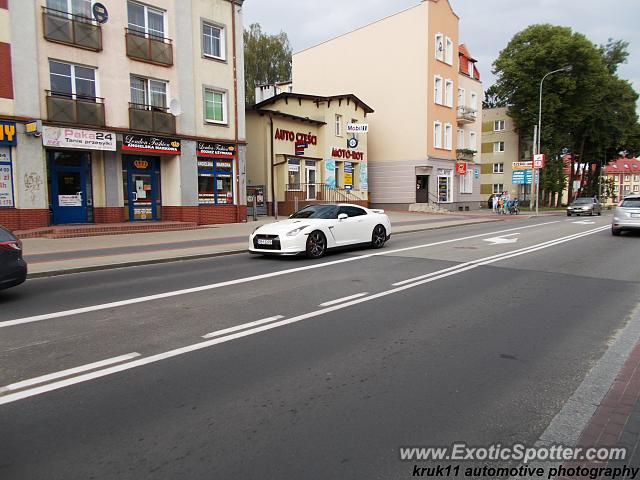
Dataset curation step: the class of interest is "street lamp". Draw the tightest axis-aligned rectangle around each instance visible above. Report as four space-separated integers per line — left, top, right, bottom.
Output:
534 65 572 215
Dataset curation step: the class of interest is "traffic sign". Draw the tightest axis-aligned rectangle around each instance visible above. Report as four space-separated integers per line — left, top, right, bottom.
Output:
533 154 545 169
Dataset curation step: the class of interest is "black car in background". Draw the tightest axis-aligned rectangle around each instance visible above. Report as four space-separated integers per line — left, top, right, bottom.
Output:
0 225 27 291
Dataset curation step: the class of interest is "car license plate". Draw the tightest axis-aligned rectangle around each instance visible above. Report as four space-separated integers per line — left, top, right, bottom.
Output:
257 238 273 245
631 213 640 218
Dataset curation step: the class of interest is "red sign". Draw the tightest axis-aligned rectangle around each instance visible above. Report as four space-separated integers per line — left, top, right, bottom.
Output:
197 141 236 158
331 147 364 161
456 162 468 175
274 129 317 145
533 154 545 169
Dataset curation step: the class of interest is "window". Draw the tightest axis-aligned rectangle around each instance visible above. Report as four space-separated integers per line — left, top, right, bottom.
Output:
624 175 631 182
435 33 444 61
469 132 477 151
130 76 167 108
460 169 473 194
288 159 301 187
457 87 465 108
434 76 443 104
634 175 640 182
444 79 453 107
493 141 505 153
493 163 504 173
128 1 165 38
202 22 225 60
338 205 367 217
335 114 342 137
204 88 227 124
46 0 92 18
470 92 478 113
494 120 505 131
493 184 504 194
197 159 234 205
444 123 452 150
433 121 442 149
49 60 97 99
445 37 453 65
634 185 639 192
457 129 464 149
437 169 452 202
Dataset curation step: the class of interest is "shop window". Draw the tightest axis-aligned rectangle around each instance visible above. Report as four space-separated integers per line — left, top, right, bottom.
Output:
197 159 234 205
437 169 452 203
204 88 227 124
460 170 473 194
288 159 301 189
202 21 225 60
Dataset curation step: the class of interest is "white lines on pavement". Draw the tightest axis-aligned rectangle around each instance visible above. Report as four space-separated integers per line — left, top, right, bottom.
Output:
0 224 607 407
0 352 140 394
0 221 562 330
319 293 368 307
203 316 284 339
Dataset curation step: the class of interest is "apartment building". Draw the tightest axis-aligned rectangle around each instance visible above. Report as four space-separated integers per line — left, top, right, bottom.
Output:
292 0 482 211
0 0 246 230
602 157 640 206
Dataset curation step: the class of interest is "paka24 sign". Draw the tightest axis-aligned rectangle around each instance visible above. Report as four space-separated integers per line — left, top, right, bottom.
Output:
43 126 116 151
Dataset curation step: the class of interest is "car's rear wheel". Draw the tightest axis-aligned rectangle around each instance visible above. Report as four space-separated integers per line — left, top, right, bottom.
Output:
612 227 622 236
597 211 602 216
306 231 327 258
567 212 571 216
371 225 387 249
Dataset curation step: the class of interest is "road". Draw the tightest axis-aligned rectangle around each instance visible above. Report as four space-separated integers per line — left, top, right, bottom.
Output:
0 215 639 479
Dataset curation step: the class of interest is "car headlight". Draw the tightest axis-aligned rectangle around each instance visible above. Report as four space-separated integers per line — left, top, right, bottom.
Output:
286 226 308 236
251 225 262 235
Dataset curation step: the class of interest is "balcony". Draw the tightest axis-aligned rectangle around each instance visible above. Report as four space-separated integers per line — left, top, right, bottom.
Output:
42 7 102 51
456 149 476 162
125 29 173 67
456 106 477 124
46 91 106 127
129 103 176 134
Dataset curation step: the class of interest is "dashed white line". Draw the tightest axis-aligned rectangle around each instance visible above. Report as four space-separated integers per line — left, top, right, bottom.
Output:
319 293 368 307
203 315 284 339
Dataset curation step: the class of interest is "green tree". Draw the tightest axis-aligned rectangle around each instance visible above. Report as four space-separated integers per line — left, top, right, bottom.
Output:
244 23 292 106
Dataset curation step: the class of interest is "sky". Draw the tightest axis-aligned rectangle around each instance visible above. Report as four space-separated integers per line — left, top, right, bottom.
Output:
242 0 640 98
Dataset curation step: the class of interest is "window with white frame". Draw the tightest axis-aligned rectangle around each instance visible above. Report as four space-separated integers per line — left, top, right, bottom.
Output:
202 21 225 60
435 33 444 61
444 79 453 107
445 37 453 65
444 123 452 150
460 169 473 194
46 0 92 18
494 120 505 131
624 174 631 182
433 121 442 149
204 88 227 124
434 76 443 105
49 60 97 99
493 141 505 153
457 87 465 109
470 92 478 115
634 175 640 182
457 129 464 149
493 184 504 194
335 114 342 137
130 76 167 109
634 185 639 192
493 162 504 173
469 132 477 151
128 1 165 39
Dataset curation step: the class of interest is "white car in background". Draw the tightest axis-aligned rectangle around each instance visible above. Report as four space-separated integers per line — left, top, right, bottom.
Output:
612 195 640 236
249 204 392 258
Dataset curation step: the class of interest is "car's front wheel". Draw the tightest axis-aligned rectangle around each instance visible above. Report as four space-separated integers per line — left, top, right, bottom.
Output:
567 212 571 217
306 231 327 258
371 225 387 249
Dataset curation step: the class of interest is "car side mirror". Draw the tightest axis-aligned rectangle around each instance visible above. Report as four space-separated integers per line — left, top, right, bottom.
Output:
338 213 348 221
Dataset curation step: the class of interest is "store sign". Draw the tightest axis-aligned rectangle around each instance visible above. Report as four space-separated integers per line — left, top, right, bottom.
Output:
331 147 364 161
347 123 368 134
0 122 17 146
43 126 116 151
122 134 181 155
513 161 533 170
455 162 468 175
274 129 317 145
133 159 149 169
58 194 82 207
0 147 13 207
197 141 236 158
344 162 353 190
512 169 532 185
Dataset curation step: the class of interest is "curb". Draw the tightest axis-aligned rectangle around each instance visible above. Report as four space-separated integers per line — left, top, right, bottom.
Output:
27 218 502 279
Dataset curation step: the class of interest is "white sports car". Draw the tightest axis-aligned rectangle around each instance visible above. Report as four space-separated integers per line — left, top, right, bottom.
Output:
249 203 392 258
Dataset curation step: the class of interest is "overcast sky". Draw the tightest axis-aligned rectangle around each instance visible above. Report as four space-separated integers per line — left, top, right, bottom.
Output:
242 0 639 97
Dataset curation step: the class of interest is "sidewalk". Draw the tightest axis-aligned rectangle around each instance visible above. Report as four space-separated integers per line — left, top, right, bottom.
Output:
21 210 517 277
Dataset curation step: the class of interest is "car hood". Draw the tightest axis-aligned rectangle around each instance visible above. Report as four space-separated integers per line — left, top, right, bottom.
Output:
253 219 326 235
569 204 592 208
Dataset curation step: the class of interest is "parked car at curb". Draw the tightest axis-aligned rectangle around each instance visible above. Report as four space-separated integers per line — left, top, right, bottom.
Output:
0 225 27 291
249 203 392 258
612 195 640 236
567 197 602 216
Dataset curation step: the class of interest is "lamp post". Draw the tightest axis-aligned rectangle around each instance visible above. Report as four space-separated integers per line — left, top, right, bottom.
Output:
535 65 572 215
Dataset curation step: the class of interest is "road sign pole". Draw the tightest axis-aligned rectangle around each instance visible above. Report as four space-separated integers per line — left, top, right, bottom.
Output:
531 126 537 213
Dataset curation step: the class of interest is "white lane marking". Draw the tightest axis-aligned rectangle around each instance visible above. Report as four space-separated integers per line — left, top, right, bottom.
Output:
0 225 606 407
319 293 368 307
483 233 520 245
573 220 596 225
0 221 562 329
0 353 140 394
202 316 284 339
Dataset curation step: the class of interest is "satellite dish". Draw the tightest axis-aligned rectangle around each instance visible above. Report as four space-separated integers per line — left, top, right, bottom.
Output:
169 98 182 117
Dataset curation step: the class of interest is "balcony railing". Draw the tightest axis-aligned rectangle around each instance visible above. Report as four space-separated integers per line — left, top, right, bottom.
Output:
46 91 106 127
129 103 176 134
125 28 174 67
456 149 476 162
42 7 102 51
456 106 477 124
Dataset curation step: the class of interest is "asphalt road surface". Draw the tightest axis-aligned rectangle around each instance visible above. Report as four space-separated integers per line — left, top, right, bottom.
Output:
1 215 639 479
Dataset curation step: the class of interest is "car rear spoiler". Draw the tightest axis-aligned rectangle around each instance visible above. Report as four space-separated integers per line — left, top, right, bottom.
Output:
370 209 385 214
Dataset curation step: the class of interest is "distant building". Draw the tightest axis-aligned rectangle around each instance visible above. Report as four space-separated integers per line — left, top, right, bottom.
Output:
602 157 640 205
292 0 482 211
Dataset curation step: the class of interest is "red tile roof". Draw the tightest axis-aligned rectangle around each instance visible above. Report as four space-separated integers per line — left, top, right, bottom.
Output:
603 158 640 174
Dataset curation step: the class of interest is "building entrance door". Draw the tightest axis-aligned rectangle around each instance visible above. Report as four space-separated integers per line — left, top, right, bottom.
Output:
49 150 92 224
416 175 429 203
124 156 160 221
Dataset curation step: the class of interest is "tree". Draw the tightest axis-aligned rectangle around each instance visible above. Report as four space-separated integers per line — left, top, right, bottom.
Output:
483 85 507 109
244 23 292 106
490 24 638 204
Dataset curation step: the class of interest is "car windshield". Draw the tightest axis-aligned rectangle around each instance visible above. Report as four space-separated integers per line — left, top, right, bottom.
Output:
290 205 338 219
572 198 593 205
621 198 640 208
0 227 15 242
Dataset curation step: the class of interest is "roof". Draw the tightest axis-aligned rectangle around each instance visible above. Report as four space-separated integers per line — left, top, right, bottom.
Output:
603 157 640 174
458 44 477 62
253 92 374 114
247 108 327 126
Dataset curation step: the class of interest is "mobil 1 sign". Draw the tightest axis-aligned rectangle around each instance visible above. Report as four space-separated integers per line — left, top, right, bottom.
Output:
347 123 368 134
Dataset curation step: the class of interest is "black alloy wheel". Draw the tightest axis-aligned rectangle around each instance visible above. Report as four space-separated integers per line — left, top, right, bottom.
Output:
306 231 327 258
371 225 387 249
